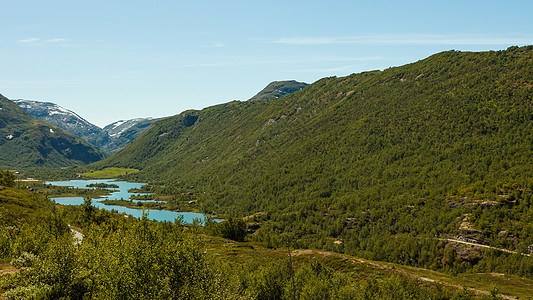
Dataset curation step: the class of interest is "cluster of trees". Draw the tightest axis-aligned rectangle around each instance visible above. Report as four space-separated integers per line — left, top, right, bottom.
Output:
85 183 119 189
0 186 504 299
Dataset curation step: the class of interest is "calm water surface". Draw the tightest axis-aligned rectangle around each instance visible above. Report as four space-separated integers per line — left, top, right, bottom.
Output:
46 179 210 223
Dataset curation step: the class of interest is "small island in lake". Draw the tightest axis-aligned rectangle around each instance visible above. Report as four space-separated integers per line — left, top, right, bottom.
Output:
86 182 119 189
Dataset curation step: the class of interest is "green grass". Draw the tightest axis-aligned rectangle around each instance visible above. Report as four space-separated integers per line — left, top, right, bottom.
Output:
204 237 533 299
456 273 533 299
0 187 53 224
82 167 140 178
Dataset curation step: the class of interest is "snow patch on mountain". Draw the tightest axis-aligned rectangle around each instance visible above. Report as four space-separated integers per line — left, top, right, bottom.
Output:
13 99 157 153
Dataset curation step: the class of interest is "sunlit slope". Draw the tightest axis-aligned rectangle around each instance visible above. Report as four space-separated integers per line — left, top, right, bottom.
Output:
100 47 532 213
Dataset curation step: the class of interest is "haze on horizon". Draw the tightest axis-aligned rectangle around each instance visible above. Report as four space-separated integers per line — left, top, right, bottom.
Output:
1 0 533 127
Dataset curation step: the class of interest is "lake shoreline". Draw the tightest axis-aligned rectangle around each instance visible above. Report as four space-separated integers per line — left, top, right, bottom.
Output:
46 179 214 223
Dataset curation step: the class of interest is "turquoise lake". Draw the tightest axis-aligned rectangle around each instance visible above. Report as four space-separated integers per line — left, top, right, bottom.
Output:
46 179 211 223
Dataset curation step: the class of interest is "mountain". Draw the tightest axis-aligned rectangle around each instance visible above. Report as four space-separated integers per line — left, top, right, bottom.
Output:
248 80 308 101
104 118 154 138
102 118 157 151
94 46 533 276
13 99 112 150
0 94 105 169
13 100 157 153
13 80 308 154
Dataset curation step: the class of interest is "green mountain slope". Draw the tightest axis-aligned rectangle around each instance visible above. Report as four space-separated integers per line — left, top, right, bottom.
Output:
0 94 105 169
95 47 533 275
99 46 533 206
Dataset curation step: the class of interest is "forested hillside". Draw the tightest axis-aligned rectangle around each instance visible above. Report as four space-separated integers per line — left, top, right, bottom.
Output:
93 46 533 277
0 94 105 169
3 172 515 299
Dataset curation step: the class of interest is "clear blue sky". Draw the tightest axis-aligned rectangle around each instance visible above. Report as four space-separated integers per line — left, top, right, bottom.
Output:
1 0 532 127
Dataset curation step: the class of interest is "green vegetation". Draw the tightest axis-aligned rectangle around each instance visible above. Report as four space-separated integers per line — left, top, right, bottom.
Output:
207 216 247 241
93 46 533 280
19 166 85 181
0 170 15 187
18 180 113 199
82 167 140 178
86 182 119 189
99 199 175 212
3 47 533 297
0 185 55 226
1 183 522 299
0 94 104 169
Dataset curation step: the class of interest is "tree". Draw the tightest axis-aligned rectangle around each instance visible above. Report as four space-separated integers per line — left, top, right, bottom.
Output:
81 197 95 225
213 217 247 242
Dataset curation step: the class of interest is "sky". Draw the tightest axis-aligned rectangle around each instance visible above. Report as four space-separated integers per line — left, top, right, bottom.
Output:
1 0 533 127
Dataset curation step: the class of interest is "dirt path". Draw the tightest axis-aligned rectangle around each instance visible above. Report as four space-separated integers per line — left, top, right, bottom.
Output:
439 238 530 257
69 225 83 245
0 264 17 276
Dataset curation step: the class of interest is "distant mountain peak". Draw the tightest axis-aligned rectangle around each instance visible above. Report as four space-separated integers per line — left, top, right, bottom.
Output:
103 118 154 138
12 99 110 148
249 80 308 101
13 99 88 124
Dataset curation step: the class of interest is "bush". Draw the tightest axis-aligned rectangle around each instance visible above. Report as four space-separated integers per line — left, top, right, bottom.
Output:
3 284 52 300
212 217 247 242
10 252 37 268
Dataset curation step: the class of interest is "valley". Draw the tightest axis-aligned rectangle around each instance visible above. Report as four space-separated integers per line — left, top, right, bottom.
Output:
1 47 533 299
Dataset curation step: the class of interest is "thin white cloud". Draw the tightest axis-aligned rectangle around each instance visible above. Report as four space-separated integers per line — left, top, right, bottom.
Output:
47 38 69 43
19 38 41 43
18 37 70 45
275 34 533 46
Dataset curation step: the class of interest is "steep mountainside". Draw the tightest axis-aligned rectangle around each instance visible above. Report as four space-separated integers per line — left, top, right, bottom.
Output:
102 118 157 151
0 94 105 169
13 99 112 149
249 80 308 101
94 47 533 276
100 47 533 207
